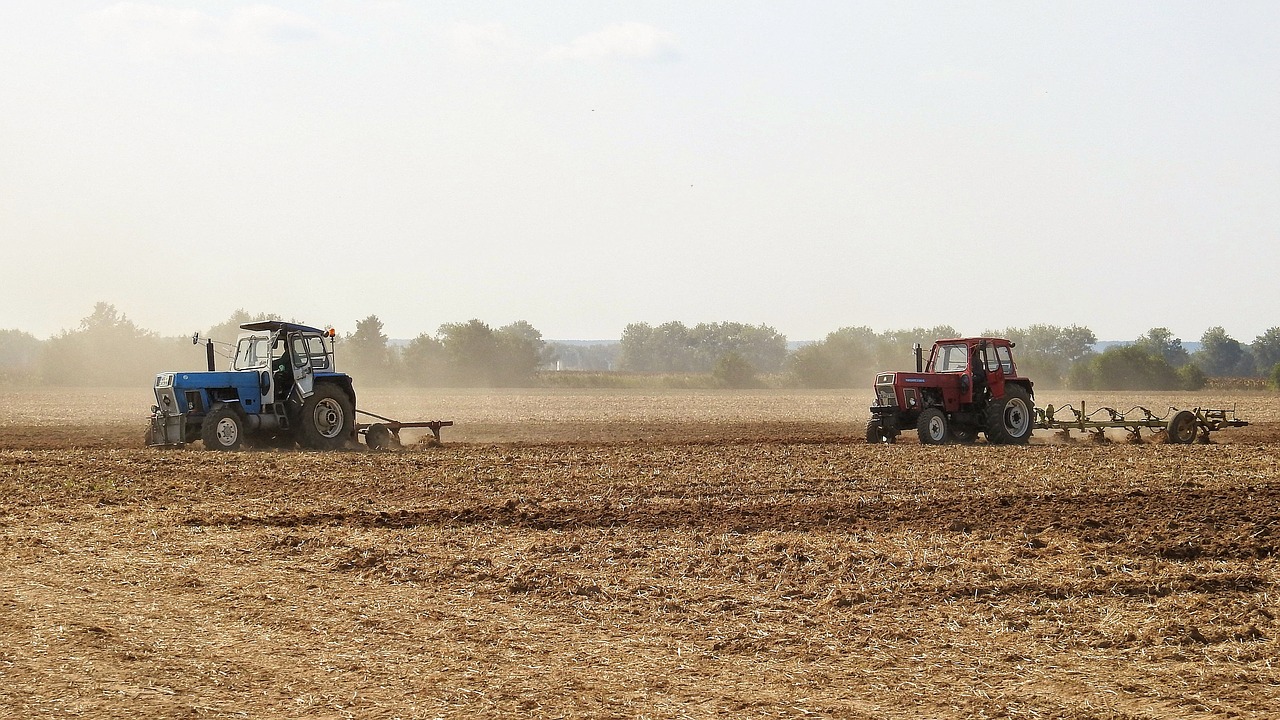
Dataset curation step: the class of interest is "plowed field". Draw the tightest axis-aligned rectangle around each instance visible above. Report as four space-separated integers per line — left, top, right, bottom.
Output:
2 388 1278 718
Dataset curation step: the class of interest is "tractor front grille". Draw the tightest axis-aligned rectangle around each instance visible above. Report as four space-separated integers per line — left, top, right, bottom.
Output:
875 385 897 407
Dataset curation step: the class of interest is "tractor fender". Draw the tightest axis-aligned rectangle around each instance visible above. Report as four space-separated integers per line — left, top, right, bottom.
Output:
1004 379 1035 403
206 400 243 417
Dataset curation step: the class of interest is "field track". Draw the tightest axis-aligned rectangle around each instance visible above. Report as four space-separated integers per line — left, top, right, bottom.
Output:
2 388 1278 718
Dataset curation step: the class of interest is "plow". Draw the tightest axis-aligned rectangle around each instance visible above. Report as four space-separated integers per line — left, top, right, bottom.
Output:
357 410 453 451
1035 403 1248 444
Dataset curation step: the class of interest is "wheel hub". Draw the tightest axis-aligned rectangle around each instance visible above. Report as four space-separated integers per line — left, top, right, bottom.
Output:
1004 400 1030 435
215 418 239 446
927 416 946 441
314 398 344 438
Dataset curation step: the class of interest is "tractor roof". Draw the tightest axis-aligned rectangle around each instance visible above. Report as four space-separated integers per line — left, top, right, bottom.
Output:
239 321 326 335
934 337 1014 346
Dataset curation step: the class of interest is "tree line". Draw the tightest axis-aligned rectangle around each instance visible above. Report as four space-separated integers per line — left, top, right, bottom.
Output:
4 303 1280 390
790 324 1280 391
0 305 555 389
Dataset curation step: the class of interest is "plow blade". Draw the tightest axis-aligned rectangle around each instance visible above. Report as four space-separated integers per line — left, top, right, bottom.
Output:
355 409 453 450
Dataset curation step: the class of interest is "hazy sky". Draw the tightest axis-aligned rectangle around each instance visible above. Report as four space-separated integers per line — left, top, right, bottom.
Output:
3 2 1278 343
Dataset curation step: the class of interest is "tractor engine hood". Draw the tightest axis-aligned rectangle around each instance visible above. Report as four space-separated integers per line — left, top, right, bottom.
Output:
153 370 271 416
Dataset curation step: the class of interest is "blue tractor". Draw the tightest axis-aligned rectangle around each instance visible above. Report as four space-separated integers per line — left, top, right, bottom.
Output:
147 321 357 451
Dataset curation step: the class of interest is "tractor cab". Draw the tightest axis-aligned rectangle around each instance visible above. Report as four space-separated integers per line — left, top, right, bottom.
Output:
232 322 336 403
923 338 1019 408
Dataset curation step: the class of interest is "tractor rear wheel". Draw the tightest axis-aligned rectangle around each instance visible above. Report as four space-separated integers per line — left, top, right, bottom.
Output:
299 383 355 450
1164 410 1198 444
917 408 950 445
985 385 1034 445
201 406 244 451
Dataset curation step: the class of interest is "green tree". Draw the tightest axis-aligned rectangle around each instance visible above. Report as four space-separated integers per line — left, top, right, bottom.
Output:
1177 362 1207 390
785 326 877 388
499 320 554 370
400 333 447 386
1069 344 1184 390
691 322 788 374
344 315 392 384
712 351 758 388
875 326 961 370
617 323 658 372
988 324 1097 387
206 309 283 344
494 321 548 385
438 319 498 386
0 329 42 384
621 321 783 374
435 319 544 386
618 321 698 372
41 303 164 386
1194 326 1253 377
1134 327 1190 367
1251 328 1280 375
1269 363 1280 391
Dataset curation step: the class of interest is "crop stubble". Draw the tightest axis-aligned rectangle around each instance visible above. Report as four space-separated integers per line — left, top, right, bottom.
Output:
0 389 1277 718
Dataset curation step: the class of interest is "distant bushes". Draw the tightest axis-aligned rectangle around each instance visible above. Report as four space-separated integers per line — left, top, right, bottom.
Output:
346 317 552 388
536 371 759 390
785 325 972 389
618 321 786 384
4 305 1280 391
1067 345 1205 391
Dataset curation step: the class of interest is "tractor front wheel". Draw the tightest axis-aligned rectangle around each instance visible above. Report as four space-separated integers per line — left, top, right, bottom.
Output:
299 383 355 450
985 385 1034 445
866 419 897 444
917 408 950 445
201 406 244 451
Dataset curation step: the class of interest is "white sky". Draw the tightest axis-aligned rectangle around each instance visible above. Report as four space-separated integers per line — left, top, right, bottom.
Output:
2 1 1278 343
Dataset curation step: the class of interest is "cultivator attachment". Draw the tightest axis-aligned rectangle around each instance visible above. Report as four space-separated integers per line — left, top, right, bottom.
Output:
1035 403 1248 444
356 409 453 451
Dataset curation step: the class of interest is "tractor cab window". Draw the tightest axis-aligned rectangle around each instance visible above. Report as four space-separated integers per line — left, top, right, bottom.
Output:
995 346 1014 374
233 336 270 370
932 344 969 373
291 334 332 371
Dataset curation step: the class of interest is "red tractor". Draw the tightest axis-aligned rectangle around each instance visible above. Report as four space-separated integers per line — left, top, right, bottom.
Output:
867 337 1035 445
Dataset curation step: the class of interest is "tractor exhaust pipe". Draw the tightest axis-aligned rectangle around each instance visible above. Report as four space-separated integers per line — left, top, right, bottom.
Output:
913 343 923 373
194 333 216 371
